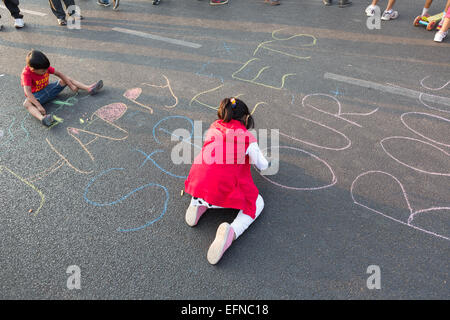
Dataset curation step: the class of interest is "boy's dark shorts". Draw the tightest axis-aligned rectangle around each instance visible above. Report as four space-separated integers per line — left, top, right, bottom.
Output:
33 81 66 105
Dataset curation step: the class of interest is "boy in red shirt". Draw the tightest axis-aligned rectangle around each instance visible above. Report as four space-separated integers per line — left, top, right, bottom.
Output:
21 50 103 126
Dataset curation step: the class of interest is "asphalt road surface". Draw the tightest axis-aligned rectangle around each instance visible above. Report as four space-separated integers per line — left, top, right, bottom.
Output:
0 0 449 299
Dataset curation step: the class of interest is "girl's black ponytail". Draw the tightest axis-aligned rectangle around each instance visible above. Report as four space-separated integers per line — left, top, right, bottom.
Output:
218 97 255 130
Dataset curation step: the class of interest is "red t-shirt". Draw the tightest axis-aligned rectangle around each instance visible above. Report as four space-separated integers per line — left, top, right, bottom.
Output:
21 66 55 94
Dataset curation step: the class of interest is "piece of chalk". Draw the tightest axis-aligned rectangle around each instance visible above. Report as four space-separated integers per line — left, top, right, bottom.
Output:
28 209 33 213
180 190 184 197
80 119 85 124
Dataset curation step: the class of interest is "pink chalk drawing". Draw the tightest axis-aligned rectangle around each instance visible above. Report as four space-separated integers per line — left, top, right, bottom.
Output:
257 146 337 191
142 75 178 109
69 128 80 135
280 113 352 151
420 76 450 92
401 112 450 148
302 93 379 128
380 136 450 176
123 88 142 101
94 103 127 122
122 76 178 114
123 87 153 114
418 93 450 114
351 171 450 241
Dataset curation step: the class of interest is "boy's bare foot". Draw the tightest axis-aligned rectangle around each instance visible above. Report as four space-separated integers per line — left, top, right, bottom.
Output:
89 80 103 95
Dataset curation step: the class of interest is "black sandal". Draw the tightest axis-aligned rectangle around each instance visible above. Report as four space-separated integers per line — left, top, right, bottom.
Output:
153 0 161 5
57 19 67 26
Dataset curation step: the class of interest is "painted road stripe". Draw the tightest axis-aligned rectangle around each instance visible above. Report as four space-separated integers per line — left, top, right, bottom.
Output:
0 5 47 16
112 27 202 49
324 72 450 107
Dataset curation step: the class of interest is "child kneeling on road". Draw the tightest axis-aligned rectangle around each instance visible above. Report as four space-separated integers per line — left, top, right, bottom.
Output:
184 97 269 265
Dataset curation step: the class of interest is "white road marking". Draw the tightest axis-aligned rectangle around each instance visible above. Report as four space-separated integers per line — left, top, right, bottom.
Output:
324 72 450 107
112 27 202 49
0 5 47 16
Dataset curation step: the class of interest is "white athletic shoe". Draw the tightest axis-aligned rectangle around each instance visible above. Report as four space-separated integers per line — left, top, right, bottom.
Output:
365 5 376 17
434 31 448 42
381 10 399 21
14 18 24 28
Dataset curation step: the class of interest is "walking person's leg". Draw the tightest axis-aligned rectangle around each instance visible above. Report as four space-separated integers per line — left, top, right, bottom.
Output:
3 0 24 28
381 0 398 20
434 8 450 42
49 0 68 25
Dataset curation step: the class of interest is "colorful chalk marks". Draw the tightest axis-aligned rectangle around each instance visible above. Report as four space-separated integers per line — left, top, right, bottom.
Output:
0 165 45 216
83 168 169 232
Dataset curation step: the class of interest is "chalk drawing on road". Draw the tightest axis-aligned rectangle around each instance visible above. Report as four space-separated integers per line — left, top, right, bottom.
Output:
0 165 45 216
351 170 450 241
253 29 317 60
302 93 379 128
420 76 450 92
401 112 450 148
232 58 296 90
280 113 352 151
257 146 337 191
142 75 178 109
0 114 31 157
189 84 266 115
123 88 154 114
83 168 170 232
380 136 450 176
44 103 129 177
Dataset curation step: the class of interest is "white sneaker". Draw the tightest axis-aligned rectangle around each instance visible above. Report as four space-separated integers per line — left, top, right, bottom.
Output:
14 18 24 28
365 5 376 17
434 31 448 42
381 10 399 21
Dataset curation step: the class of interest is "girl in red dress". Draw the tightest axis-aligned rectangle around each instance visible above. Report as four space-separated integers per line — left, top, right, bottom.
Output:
184 97 269 264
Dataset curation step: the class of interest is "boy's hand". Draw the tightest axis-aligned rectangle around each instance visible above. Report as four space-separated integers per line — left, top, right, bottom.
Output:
37 106 46 115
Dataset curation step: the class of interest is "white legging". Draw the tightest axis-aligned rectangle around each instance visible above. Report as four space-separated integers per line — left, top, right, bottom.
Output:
190 195 264 239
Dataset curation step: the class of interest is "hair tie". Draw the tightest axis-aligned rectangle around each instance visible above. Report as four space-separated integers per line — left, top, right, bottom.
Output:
230 98 236 108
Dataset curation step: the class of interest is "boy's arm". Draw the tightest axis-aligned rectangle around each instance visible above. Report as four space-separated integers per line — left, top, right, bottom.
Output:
23 86 45 111
53 69 77 91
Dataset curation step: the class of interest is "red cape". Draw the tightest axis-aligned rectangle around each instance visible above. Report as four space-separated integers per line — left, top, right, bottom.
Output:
184 119 259 218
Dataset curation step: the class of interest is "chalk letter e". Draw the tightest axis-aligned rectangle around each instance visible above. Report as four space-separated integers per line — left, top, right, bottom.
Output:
66 265 81 290
366 265 381 290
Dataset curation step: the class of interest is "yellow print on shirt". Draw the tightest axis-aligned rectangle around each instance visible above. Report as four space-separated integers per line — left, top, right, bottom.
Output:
35 73 50 92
